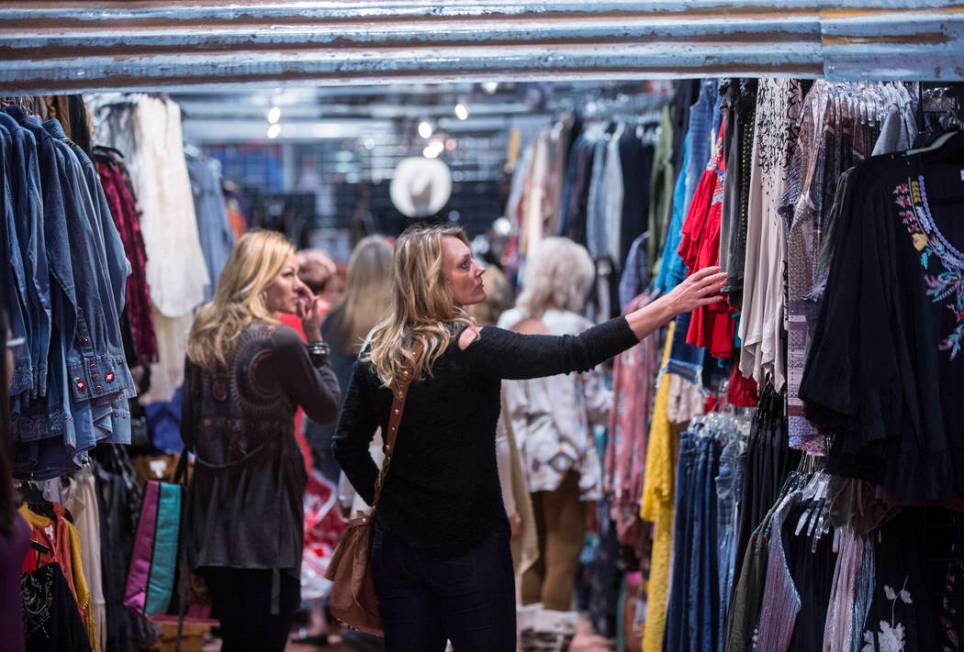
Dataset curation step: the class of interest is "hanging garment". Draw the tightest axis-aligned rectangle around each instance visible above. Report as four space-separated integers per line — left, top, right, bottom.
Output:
617 233 650 311
3 105 135 480
63 470 107 651
186 155 234 303
92 449 157 652
800 142 964 502
93 95 210 403
21 563 93 652
738 77 803 392
639 323 676 652
719 78 758 307
782 81 870 452
857 510 940 652
605 293 659 539
784 82 917 454
647 103 676 274
94 148 157 366
653 138 690 294
0 109 50 400
677 119 735 359
19 503 98 649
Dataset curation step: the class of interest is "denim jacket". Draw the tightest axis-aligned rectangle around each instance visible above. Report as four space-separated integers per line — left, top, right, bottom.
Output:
11 116 134 478
0 112 51 399
45 121 134 445
187 156 233 302
8 111 77 450
0 124 33 397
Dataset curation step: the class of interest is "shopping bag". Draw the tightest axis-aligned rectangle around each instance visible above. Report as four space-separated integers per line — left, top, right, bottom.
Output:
124 478 182 615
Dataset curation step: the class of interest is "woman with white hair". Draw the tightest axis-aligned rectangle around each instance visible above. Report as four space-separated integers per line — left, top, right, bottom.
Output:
497 236 610 650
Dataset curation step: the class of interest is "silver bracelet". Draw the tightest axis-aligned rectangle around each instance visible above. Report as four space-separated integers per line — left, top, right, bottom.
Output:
307 341 329 357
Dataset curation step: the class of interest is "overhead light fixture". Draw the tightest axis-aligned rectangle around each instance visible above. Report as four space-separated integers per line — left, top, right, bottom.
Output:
454 102 470 121
481 81 499 95
267 106 282 124
418 120 434 139
267 123 282 139
422 139 445 159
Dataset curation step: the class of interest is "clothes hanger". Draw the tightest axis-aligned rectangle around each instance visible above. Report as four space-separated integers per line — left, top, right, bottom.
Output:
19 481 56 519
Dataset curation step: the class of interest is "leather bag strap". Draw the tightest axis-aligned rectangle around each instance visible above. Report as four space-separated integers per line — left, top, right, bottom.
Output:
371 341 422 510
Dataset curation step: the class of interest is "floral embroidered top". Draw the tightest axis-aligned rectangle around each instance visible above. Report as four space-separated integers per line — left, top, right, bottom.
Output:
800 150 964 503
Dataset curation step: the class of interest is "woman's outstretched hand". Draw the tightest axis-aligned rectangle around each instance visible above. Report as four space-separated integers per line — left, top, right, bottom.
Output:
663 266 728 316
625 266 728 341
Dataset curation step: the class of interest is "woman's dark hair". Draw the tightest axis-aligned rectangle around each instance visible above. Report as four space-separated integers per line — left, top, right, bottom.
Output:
0 307 15 536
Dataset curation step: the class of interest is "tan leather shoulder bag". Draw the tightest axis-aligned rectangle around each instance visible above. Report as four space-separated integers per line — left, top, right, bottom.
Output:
325 347 419 636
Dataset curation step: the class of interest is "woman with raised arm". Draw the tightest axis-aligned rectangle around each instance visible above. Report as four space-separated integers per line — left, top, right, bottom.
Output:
181 230 341 652
333 224 725 652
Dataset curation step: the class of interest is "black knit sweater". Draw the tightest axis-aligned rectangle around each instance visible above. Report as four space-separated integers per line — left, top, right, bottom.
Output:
332 316 638 558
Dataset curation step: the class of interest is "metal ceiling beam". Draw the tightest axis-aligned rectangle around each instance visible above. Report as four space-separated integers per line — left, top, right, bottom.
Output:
175 99 550 119
0 1 962 94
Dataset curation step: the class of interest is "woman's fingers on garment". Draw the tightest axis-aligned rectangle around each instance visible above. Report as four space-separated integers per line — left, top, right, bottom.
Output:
690 265 722 281
697 295 726 306
693 271 728 290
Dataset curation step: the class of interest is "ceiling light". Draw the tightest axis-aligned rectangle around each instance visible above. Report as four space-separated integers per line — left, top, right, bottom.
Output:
267 106 281 124
481 81 499 94
418 120 434 139
493 217 512 237
422 140 445 159
267 123 282 139
454 102 470 121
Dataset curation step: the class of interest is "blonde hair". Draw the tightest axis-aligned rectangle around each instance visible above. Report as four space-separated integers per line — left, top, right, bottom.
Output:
466 265 510 327
187 230 295 371
516 237 595 316
366 224 475 388
329 235 394 354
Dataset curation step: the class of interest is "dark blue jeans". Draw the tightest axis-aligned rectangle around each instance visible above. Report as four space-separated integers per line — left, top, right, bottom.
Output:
372 521 516 652
664 432 697 652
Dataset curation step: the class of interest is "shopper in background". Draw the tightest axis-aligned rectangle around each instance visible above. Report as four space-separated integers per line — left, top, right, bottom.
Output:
311 236 394 481
334 224 726 652
182 231 341 652
466 265 538 569
0 309 29 652
299 235 394 648
498 237 610 651
298 248 344 314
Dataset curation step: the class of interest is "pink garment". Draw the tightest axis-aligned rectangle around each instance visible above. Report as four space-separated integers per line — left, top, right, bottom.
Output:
606 292 659 542
823 529 863 652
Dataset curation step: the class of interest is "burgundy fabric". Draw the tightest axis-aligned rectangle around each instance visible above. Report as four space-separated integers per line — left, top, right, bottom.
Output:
95 154 157 365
